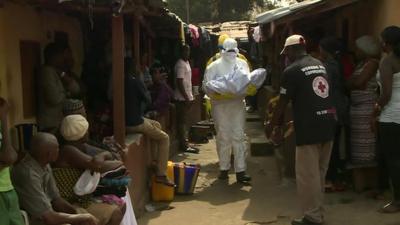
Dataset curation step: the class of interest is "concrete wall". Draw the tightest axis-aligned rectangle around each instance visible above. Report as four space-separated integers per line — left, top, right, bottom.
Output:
125 135 151 217
0 3 83 126
125 111 179 217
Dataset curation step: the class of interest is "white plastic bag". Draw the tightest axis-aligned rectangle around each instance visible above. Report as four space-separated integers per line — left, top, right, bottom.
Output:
249 68 267 89
73 170 100 196
205 66 249 95
121 190 137 225
204 68 267 96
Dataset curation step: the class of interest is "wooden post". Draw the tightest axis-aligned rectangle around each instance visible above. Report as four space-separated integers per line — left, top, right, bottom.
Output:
133 16 140 71
112 16 126 145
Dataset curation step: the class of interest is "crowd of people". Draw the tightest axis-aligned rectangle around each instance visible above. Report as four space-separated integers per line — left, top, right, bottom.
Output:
266 25 400 225
1 15 400 225
0 27 204 224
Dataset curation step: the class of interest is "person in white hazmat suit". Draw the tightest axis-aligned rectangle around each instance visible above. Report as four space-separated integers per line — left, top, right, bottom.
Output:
203 38 251 183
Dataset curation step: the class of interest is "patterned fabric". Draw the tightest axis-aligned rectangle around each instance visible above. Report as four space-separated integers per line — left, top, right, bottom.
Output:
89 107 113 143
350 62 378 163
52 168 92 208
173 163 200 195
63 99 84 115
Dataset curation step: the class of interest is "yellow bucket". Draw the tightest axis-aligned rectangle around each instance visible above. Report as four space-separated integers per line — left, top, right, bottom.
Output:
151 161 175 202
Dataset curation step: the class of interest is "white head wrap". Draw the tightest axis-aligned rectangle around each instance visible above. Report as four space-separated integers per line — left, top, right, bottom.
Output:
356 35 380 57
60 115 89 141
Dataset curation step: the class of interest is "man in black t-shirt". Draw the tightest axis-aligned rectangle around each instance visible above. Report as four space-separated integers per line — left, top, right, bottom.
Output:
266 35 336 225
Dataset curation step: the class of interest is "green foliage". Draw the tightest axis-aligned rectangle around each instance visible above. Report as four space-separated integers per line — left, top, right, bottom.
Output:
166 0 278 23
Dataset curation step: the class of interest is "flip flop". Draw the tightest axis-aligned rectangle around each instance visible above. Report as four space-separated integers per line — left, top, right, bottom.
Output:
379 202 400 214
155 176 176 187
184 147 200 154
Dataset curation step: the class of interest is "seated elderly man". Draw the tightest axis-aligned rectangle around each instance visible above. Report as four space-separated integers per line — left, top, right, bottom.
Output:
55 114 124 173
11 133 100 225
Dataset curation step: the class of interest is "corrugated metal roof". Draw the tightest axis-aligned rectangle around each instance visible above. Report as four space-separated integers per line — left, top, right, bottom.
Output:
255 0 323 24
201 21 252 39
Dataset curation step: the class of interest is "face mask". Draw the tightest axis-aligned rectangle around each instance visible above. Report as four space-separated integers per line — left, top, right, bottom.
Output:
222 51 237 63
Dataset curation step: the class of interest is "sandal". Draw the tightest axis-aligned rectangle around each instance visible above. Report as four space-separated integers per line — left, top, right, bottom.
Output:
379 202 400 214
184 147 200 154
332 183 346 192
325 182 334 193
155 176 176 187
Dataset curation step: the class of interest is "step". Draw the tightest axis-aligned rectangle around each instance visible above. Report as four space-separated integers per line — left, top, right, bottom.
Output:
246 113 262 122
250 137 274 157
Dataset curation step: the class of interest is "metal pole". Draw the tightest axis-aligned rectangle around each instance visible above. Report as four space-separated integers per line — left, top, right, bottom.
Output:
186 0 190 24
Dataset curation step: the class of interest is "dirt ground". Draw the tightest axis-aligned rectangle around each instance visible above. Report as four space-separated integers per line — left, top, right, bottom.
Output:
138 126 400 225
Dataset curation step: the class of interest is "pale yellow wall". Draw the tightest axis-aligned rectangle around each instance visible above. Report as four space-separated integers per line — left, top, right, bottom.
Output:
0 3 83 126
331 0 400 52
0 9 7 99
345 0 400 40
368 0 400 36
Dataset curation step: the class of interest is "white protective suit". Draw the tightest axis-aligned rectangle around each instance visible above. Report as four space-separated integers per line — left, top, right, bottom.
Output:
203 38 250 173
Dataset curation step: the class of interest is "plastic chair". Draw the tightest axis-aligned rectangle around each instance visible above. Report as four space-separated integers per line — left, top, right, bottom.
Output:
20 210 29 225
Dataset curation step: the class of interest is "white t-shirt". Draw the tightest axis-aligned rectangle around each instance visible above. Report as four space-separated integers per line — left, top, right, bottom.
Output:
174 59 194 101
378 71 400 124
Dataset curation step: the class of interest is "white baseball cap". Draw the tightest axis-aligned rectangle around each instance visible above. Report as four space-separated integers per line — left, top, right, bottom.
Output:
280 34 306 55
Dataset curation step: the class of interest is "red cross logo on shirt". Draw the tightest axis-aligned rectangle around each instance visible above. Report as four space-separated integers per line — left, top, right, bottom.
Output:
318 82 326 93
312 76 329 98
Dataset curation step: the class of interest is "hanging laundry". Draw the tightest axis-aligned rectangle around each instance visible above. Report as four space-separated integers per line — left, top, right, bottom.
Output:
189 24 200 47
253 26 261 43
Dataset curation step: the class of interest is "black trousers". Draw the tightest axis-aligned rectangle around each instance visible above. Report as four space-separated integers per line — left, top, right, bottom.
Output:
175 101 188 150
378 122 400 202
326 124 345 182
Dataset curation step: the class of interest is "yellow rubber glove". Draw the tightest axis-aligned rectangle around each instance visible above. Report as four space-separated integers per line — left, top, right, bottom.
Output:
246 84 257 96
204 98 212 113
